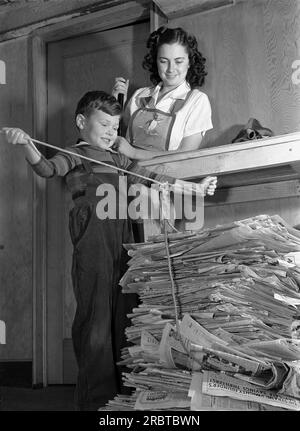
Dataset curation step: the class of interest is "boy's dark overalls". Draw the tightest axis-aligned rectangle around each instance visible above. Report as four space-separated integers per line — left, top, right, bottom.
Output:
68 151 137 410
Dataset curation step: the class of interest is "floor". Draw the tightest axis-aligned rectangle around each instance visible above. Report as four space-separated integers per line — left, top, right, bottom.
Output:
0 385 76 411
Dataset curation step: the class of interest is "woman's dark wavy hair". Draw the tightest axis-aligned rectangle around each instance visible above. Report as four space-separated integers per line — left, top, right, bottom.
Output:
142 26 207 89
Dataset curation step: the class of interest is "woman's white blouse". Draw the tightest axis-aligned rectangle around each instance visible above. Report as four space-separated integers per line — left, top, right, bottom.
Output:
126 80 213 151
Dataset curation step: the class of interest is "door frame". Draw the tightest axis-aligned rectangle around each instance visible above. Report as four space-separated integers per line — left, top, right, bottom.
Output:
29 0 164 386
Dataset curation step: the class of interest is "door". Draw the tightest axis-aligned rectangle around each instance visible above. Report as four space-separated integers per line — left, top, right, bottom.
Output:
46 21 150 383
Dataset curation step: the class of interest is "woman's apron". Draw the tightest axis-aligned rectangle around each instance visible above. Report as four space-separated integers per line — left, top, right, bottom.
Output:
127 91 193 226
68 151 137 410
128 90 193 151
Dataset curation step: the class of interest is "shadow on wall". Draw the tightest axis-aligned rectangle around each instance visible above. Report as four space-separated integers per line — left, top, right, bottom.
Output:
202 124 245 148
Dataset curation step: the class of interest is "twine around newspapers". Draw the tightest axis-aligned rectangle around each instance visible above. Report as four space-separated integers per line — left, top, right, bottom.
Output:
1 129 203 368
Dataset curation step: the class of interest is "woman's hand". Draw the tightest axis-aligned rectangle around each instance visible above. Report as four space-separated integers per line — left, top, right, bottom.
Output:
113 136 136 159
112 77 129 104
2 127 31 145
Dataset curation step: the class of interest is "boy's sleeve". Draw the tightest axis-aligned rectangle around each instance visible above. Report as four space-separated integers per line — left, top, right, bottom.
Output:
27 148 81 178
27 153 56 178
126 160 176 187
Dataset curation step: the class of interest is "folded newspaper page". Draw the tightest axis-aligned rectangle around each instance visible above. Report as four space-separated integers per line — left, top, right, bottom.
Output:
202 370 300 410
189 372 284 411
135 390 191 410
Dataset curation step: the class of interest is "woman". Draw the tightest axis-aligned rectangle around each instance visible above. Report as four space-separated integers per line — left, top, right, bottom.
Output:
112 26 213 160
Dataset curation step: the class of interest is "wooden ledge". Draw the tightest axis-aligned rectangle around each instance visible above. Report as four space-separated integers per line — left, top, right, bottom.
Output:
139 132 300 184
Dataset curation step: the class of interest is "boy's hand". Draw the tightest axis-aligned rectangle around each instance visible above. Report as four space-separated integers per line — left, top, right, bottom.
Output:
2 127 31 145
113 136 136 159
173 176 217 196
112 77 129 103
200 176 218 196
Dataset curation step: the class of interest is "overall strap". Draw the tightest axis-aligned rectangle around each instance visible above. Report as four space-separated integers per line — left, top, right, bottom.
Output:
170 90 194 115
74 147 93 174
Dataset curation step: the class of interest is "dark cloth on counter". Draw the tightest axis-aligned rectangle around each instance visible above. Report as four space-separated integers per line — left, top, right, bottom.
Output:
232 118 273 143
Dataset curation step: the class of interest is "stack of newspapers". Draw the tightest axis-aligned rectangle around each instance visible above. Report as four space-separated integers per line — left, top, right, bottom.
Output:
99 214 300 411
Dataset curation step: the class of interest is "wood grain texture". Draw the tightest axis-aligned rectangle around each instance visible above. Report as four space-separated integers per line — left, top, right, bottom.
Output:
30 35 48 385
153 0 234 19
204 196 300 231
139 133 300 182
0 0 150 42
205 180 300 206
171 0 300 146
0 0 128 33
47 21 150 383
0 37 33 360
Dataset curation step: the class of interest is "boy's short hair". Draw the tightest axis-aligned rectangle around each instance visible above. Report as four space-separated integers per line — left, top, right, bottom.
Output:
75 91 122 119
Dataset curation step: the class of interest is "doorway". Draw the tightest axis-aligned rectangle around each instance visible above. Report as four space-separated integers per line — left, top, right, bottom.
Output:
46 20 150 383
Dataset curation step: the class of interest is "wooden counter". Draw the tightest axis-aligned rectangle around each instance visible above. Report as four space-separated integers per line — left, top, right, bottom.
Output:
139 132 300 183
139 132 300 237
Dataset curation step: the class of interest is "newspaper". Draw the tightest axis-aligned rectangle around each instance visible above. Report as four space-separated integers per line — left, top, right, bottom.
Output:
141 330 160 349
202 370 300 410
158 323 196 369
135 390 191 410
180 313 228 348
246 338 300 362
279 361 300 398
189 372 281 411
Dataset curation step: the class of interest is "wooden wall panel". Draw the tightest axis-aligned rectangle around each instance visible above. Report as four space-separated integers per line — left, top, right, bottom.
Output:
0 0 125 34
204 196 300 231
171 0 300 147
0 37 33 360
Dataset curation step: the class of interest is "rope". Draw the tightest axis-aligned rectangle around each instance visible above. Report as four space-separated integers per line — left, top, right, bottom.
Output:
162 206 204 371
0 130 168 186
2 128 201 369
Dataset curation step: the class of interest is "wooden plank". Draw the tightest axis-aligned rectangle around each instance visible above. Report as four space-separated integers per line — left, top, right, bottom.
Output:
153 0 234 19
150 1 167 32
140 132 300 165
0 0 150 42
30 36 48 387
139 133 300 180
205 180 300 207
215 166 300 188
46 40 65 385
0 38 33 362
0 0 127 34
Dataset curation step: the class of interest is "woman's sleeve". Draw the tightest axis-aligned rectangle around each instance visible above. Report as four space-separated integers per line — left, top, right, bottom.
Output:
183 91 213 137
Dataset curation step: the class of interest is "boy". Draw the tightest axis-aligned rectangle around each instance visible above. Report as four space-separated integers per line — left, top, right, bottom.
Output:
3 91 217 410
